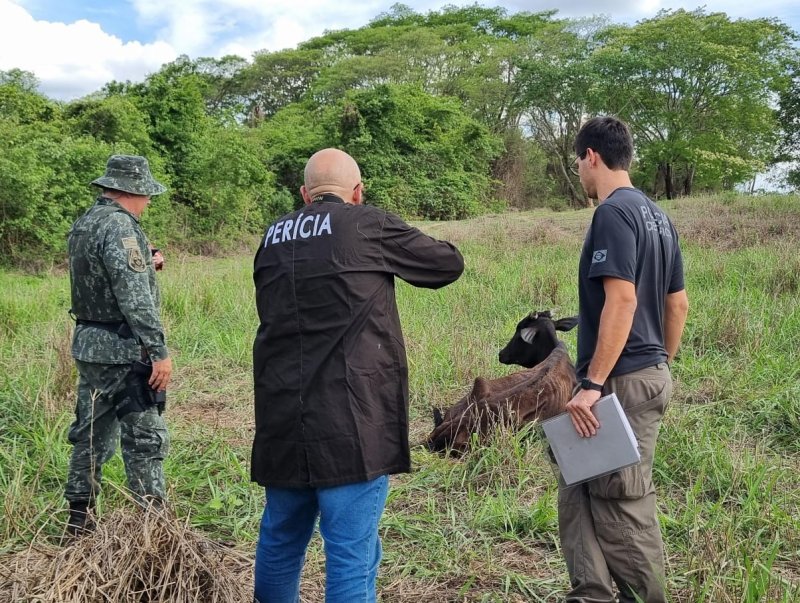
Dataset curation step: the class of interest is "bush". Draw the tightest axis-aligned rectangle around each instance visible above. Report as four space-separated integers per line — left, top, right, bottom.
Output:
0 121 115 266
333 85 503 220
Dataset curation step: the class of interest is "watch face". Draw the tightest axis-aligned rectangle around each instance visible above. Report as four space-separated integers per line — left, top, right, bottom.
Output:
581 378 602 391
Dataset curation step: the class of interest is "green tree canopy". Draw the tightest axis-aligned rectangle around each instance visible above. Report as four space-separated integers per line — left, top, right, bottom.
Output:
332 84 502 219
0 69 59 125
591 9 797 198
778 63 800 187
260 85 501 220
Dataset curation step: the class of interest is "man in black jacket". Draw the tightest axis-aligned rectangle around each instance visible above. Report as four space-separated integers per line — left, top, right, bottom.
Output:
252 148 464 603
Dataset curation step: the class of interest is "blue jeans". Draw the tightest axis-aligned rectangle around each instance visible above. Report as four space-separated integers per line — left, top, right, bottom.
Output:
254 475 389 603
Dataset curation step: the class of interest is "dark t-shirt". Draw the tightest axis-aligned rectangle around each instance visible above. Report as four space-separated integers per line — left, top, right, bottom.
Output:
576 187 685 378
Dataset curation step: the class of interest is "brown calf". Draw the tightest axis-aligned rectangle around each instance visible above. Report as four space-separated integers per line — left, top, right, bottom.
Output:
427 311 577 454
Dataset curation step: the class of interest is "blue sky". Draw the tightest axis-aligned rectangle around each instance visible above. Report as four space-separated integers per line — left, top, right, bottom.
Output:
21 0 146 43
1 0 798 100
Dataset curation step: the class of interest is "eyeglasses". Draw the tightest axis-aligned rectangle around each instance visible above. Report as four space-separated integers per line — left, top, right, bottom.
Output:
569 150 589 177
353 182 367 203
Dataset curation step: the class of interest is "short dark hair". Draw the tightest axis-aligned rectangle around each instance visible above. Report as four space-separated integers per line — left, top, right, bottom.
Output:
574 116 633 171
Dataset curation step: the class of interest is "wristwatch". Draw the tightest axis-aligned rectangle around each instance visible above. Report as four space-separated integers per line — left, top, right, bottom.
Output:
580 378 603 392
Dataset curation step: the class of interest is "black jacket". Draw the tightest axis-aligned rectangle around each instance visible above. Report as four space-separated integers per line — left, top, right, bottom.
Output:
252 196 464 487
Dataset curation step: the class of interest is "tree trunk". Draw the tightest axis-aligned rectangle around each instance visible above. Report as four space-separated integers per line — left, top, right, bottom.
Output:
661 162 675 200
556 156 588 208
682 165 695 196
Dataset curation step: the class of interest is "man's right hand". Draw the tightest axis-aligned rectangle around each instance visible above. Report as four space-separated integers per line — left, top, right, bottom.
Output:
565 388 601 437
149 357 172 391
152 249 165 271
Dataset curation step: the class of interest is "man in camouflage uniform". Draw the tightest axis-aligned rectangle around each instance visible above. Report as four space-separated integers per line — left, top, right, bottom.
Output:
65 155 172 536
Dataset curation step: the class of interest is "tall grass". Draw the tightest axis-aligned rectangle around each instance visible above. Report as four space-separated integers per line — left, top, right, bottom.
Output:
1 194 799 600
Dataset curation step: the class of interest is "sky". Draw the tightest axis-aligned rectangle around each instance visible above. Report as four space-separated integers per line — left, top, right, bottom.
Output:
1 0 798 100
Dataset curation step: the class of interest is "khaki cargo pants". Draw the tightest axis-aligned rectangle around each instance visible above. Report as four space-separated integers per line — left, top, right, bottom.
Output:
558 363 672 603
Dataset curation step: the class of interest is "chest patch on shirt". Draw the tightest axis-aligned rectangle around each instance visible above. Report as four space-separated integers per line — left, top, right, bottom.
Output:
121 237 139 250
128 248 147 272
592 249 608 264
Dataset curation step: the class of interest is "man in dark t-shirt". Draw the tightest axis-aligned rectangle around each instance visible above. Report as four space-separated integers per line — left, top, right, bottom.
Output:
559 117 689 603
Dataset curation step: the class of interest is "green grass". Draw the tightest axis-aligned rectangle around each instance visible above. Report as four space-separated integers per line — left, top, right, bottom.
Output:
2 194 800 601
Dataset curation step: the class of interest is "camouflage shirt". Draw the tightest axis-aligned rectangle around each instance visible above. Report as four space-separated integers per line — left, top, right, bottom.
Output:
68 197 167 364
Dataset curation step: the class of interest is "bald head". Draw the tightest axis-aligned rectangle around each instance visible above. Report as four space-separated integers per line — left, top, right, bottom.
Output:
301 148 363 205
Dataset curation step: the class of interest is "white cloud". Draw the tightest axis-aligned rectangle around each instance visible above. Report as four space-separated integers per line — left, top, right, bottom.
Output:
217 17 307 58
130 0 387 57
0 0 176 99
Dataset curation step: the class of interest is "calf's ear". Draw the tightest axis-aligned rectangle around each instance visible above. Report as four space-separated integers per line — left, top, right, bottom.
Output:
433 408 444 427
520 327 537 343
555 316 578 332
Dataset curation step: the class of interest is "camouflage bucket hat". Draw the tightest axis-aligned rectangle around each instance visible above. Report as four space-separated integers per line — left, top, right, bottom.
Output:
91 155 167 196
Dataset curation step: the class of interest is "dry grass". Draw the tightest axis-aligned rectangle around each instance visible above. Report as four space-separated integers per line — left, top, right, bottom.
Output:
416 210 587 250
668 196 800 251
4 195 800 601
168 361 254 448
380 540 559 602
44 322 77 419
0 505 252 603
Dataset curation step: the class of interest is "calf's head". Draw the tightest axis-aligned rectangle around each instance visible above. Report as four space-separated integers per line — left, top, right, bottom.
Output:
498 310 578 368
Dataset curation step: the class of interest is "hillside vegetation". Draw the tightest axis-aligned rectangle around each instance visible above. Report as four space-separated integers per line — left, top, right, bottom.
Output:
2 4 799 267
1 194 799 601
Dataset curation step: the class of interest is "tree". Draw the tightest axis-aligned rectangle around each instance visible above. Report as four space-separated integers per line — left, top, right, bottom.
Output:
254 102 327 202
191 55 251 117
296 5 556 132
64 95 153 152
0 120 115 265
591 9 797 198
244 48 326 120
107 58 276 246
0 69 59 125
518 19 603 207
177 125 276 243
258 85 501 220
778 64 800 188
331 84 502 219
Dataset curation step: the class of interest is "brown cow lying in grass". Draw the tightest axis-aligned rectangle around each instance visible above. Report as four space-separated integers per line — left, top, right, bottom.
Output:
427 311 578 454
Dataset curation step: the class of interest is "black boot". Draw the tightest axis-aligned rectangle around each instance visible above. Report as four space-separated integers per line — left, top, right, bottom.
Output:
65 500 95 538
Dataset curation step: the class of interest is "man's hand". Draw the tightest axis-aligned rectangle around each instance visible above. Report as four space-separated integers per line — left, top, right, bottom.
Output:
149 358 172 391
565 388 602 437
152 249 165 271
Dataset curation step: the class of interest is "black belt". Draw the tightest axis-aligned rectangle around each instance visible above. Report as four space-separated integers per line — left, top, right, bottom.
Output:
75 318 135 339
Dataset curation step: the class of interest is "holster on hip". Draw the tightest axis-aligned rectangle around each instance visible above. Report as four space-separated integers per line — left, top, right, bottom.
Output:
116 360 167 418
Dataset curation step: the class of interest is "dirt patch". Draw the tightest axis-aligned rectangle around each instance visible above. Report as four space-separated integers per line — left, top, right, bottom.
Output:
168 361 253 447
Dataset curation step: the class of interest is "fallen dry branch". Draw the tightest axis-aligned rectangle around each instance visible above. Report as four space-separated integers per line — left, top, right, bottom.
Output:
0 505 252 602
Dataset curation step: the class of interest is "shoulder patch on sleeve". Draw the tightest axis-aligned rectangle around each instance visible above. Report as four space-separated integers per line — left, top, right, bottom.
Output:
121 236 139 249
128 248 147 272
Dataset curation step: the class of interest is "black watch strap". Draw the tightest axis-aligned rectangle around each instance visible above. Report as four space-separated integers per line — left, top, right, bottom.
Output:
580 378 604 392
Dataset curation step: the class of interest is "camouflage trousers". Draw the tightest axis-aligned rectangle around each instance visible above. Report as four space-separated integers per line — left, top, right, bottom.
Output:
65 359 169 504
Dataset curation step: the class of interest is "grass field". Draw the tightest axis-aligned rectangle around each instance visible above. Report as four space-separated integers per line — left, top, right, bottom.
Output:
1 194 799 601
